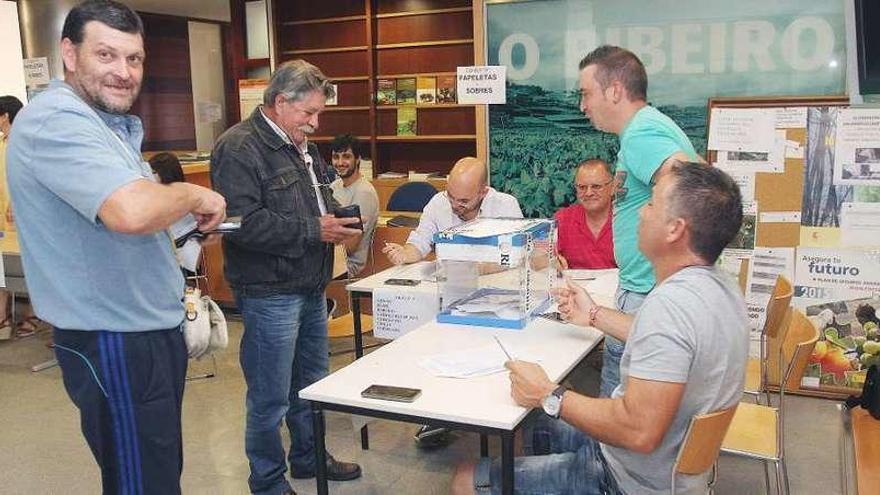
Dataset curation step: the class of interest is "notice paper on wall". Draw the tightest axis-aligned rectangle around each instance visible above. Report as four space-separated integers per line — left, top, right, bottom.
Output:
840 202 880 248
372 286 439 339
716 164 756 202
760 211 802 223
744 248 795 354
774 107 808 129
708 107 776 152
833 108 880 187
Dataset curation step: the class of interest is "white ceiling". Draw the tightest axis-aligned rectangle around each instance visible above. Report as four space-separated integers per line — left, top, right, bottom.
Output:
124 0 231 22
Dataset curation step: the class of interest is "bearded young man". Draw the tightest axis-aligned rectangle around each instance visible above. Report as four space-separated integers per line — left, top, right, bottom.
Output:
329 134 379 276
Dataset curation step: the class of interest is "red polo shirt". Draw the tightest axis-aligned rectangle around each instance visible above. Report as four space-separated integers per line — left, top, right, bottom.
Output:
554 204 616 269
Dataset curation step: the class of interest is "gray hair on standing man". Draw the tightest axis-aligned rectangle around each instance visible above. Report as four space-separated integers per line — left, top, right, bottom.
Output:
263 59 336 107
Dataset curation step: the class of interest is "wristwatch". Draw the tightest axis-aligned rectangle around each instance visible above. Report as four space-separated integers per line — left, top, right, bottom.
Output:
541 385 567 419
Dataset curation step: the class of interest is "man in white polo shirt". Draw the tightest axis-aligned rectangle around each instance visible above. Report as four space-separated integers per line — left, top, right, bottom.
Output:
383 156 522 446
383 156 522 265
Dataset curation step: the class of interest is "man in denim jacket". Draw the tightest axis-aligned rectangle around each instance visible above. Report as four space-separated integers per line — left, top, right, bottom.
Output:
211 60 362 495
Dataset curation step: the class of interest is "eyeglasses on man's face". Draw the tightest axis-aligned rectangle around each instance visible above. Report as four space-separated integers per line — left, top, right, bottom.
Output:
575 178 613 193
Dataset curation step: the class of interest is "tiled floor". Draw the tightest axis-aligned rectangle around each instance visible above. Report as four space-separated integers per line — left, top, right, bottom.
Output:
0 319 844 494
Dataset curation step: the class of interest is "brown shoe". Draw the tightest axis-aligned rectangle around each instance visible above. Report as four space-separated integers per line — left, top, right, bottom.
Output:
291 453 362 481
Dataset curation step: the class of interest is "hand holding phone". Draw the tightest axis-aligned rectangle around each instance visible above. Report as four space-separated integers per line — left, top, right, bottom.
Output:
334 205 363 231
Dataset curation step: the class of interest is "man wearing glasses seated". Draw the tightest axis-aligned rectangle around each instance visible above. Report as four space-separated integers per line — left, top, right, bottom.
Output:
383 156 522 266
554 159 616 270
383 156 522 447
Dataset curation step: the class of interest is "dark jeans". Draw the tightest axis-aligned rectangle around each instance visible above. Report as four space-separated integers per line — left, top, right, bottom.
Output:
53 326 187 495
600 288 649 398
236 291 329 495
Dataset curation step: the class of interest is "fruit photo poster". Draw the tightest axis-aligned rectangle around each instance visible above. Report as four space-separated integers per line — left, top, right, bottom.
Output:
794 248 880 390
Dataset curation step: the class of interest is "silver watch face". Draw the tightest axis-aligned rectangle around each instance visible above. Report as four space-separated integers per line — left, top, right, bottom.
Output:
542 394 561 416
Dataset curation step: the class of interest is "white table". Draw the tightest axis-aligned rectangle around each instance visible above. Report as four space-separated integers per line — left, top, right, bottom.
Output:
309 269 618 495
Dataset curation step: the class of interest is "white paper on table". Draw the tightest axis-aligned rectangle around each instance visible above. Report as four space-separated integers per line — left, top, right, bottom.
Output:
708 108 775 152
833 108 880 186
759 211 801 223
840 202 880 247
419 340 534 378
715 164 756 202
774 107 808 129
372 287 439 339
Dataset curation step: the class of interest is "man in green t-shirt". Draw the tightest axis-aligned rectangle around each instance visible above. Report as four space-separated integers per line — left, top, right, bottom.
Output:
577 45 699 397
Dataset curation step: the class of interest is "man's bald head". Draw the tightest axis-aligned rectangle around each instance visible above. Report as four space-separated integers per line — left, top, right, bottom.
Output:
448 157 488 188
446 157 489 221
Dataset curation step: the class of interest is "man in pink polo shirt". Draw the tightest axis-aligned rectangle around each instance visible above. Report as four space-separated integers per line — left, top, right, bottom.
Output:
554 158 616 270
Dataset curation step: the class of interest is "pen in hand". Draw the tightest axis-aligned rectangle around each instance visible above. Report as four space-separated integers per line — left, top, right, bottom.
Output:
494 335 515 361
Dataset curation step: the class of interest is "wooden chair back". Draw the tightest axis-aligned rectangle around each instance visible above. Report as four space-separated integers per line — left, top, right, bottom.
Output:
676 406 738 475
361 226 414 276
780 309 820 392
765 276 794 387
764 275 794 339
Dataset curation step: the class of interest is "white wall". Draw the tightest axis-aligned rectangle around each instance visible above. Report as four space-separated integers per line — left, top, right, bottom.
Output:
189 21 227 151
0 1 27 103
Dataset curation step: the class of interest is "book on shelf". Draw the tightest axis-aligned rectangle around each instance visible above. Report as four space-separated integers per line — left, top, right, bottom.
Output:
377 78 396 105
377 171 407 179
396 77 416 105
396 106 417 136
408 171 442 182
416 76 436 105
437 75 456 104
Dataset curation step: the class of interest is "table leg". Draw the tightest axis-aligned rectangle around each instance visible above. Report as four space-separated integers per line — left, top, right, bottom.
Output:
352 294 364 359
501 431 514 495
480 434 489 457
312 404 328 495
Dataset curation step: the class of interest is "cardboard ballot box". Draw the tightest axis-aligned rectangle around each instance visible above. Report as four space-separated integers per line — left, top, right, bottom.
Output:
434 218 556 329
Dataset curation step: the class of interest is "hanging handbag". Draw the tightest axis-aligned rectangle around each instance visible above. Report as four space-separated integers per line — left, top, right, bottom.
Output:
845 364 880 420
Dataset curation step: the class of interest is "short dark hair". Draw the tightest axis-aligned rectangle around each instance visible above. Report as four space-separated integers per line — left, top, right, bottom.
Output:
576 158 614 177
331 134 362 158
0 95 23 124
578 45 647 101
666 162 743 263
148 152 185 184
62 0 144 44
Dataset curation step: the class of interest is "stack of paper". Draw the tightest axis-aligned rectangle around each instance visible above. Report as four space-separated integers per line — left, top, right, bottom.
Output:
419 341 530 378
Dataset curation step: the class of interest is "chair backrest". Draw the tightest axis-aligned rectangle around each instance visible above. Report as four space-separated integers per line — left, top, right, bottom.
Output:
780 309 820 392
764 276 795 388
386 181 438 212
764 275 794 339
675 406 738 476
361 225 415 276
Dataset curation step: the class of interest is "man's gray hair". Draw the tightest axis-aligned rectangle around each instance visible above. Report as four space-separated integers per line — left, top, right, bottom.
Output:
263 59 336 107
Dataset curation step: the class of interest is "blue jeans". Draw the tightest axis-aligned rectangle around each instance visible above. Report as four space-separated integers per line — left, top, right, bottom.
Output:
236 291 329 495
599 287 649 398
473 415 621 495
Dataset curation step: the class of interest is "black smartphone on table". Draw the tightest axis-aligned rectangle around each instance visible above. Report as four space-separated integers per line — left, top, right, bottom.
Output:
335 204 363 231
361 384 422 402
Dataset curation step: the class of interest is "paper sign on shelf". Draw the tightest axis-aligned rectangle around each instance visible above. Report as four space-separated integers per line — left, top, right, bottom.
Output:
456 66 506 104
372 287 439 340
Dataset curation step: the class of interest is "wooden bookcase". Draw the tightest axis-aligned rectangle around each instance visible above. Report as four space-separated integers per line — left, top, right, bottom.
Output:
272 0 478 175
